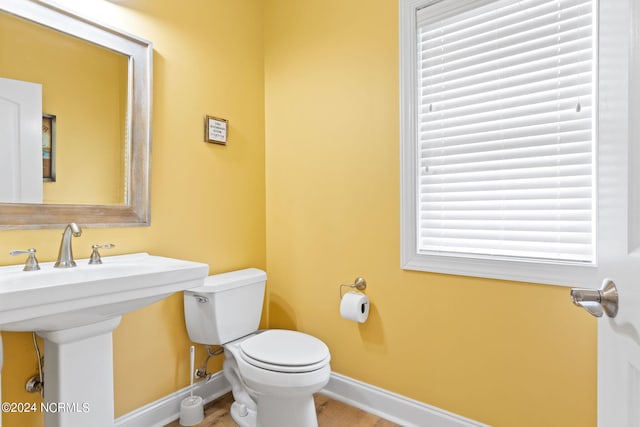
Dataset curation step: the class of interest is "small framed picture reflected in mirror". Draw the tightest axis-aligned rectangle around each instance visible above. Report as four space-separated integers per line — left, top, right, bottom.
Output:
42 114 56 182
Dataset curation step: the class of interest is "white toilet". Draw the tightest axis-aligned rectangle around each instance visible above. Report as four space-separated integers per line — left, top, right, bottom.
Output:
183 268 331 427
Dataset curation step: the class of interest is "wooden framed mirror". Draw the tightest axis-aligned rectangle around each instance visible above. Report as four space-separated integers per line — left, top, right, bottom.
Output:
0 0 152 229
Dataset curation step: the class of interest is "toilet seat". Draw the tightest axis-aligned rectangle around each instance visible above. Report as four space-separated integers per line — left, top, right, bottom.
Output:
239 330 330 373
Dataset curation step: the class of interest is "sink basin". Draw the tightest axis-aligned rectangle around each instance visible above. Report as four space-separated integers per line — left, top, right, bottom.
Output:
0 252 209 331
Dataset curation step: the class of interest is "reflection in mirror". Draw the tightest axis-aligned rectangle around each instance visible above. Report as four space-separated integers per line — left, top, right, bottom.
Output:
1 11 129 205
0 0 151 229
0 77 42 204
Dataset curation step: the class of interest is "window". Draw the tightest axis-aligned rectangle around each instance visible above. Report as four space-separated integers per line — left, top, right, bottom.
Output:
400 0 596 285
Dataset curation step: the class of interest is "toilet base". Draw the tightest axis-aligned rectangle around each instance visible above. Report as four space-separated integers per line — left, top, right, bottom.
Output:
230 401 257 427
229 395 317 427
255 395 317 427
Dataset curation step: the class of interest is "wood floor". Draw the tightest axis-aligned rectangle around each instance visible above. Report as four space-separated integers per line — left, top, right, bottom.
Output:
165 392 401 427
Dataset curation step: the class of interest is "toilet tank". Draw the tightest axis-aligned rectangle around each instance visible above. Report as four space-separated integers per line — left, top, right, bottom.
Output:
184 268 266 345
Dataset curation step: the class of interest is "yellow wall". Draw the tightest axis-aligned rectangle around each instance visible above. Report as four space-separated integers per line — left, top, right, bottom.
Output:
0 0 265 425
263 1 596 426
0 13 128 205
0 0 597 426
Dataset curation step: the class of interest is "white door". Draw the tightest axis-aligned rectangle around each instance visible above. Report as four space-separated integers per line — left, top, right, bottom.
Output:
0 77 42 203
571 0 640 425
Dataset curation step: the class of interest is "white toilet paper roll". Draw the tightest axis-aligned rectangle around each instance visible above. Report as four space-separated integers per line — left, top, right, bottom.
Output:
340 291 370 323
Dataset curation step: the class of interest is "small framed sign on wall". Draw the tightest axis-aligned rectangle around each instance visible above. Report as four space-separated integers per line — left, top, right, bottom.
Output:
205 115 228 145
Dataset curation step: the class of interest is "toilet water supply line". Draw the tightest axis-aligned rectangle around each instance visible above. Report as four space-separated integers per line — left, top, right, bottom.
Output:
195 345 224 380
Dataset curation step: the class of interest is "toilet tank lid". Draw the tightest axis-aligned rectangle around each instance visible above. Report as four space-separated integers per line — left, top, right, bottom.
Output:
186 268 266 293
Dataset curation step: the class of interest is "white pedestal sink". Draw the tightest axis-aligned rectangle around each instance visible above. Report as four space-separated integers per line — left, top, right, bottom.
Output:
0 252 208 427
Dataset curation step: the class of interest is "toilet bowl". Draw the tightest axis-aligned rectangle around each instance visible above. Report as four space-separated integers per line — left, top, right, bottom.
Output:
183 269 331 427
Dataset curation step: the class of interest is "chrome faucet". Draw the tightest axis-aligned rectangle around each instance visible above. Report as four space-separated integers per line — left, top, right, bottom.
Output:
54 223 82 268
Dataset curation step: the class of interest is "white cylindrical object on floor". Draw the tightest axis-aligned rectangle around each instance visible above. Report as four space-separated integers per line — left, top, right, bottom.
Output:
339 291 370 323
180 345 204 426
179 396 204 426
180 346 204 426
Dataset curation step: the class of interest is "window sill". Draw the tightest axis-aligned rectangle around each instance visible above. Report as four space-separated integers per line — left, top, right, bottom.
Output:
401 251 596 287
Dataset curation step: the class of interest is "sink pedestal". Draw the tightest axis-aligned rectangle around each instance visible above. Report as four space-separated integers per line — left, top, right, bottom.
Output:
38 317 122 427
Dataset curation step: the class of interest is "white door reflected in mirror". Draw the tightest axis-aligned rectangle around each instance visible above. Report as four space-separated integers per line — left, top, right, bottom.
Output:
0 77 42 204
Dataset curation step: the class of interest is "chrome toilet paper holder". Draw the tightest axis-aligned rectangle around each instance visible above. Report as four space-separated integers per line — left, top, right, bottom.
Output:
339 277 367 298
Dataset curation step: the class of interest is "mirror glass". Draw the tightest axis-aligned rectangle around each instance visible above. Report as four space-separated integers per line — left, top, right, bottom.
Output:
0 11 129 205
0 1 151 229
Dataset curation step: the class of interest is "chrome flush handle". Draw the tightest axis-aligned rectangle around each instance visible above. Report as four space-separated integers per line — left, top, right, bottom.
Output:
192 295 209 303
570 279 619 318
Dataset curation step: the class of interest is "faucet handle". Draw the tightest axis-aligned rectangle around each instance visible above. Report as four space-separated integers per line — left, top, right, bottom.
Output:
89 244 115 265
9 248 40 271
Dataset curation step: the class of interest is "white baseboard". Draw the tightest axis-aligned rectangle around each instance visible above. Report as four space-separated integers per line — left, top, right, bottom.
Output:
115 371 489 427
321 372 491 427
114 372 231 427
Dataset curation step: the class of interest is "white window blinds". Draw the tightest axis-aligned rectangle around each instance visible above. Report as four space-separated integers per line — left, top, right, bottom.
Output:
416 0 595 263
